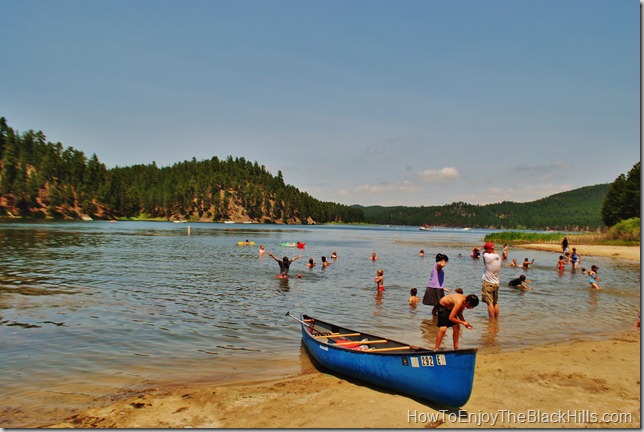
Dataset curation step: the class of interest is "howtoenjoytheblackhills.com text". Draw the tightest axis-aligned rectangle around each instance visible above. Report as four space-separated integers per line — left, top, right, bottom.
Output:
407 409 634 427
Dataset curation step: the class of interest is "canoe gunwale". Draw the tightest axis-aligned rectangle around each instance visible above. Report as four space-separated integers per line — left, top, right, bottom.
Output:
301 313 477 356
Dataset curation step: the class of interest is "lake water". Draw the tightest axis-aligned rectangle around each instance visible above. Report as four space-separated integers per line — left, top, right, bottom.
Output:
1 221 640 427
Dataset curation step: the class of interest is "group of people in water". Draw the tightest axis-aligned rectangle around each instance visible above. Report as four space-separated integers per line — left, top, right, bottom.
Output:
258 243 339 279
256 237 602 350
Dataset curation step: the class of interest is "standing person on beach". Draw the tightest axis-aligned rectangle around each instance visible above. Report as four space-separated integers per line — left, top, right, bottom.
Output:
481 242 501 319
434 292 479 350
268 253 301 278
561 236 569 254
422 253 450 316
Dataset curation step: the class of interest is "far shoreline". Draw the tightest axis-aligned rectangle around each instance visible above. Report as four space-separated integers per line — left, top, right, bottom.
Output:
517 243 640 262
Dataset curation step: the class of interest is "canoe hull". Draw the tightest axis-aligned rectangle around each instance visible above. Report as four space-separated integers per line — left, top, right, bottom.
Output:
299 315 476 407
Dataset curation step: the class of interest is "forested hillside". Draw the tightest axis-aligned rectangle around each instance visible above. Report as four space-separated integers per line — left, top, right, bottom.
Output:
0 117 614 230
360 184 610 230
0 117 363 223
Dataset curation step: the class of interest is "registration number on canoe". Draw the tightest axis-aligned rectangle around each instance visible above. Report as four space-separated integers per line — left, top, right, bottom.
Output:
412 354 446 367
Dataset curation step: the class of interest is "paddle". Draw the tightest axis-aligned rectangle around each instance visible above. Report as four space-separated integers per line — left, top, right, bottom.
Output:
285 311 325 335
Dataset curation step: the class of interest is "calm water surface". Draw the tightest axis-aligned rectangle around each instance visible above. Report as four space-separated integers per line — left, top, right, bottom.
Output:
1 221 640 426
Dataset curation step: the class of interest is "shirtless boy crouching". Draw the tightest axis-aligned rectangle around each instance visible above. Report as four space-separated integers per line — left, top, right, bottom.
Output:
434 292 479 350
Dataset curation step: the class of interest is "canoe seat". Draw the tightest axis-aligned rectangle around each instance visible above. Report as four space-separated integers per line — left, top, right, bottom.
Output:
332 338 370 351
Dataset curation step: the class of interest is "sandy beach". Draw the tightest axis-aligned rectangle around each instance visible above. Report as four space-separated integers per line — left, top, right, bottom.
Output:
45 329 640 429
518 243 640 262
40 244 640 429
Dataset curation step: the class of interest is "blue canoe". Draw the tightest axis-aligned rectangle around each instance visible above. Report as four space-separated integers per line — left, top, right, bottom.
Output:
289 312 477 407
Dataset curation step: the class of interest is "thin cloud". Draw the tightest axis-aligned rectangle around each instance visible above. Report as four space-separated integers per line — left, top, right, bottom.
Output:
416 167 461 182
354 181 418 194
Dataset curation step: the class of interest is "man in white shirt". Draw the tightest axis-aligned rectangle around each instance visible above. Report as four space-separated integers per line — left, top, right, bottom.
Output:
481 242 501 319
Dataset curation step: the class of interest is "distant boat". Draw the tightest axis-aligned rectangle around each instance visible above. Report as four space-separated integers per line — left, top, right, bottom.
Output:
224 220 235 224
419 224 431 230
81 216 93 221
462 227 472 231
173 220 187 223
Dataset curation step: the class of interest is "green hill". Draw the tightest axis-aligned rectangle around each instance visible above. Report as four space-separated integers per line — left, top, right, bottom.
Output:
0 117 362 223
359 184 610 230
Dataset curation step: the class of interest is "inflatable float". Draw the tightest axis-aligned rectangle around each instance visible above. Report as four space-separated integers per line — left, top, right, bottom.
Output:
280 242 305 248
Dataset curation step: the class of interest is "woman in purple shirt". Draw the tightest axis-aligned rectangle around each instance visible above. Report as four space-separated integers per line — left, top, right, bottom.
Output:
422 253 450 315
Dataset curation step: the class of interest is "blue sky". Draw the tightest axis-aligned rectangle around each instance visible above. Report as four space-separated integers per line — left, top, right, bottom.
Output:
1 0 639 207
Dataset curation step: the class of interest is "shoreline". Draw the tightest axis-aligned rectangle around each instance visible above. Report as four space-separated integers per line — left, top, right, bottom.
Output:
43 328 640 429
516 243 640 262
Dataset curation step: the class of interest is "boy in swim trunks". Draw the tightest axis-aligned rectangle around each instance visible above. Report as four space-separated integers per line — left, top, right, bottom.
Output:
434 292 479 350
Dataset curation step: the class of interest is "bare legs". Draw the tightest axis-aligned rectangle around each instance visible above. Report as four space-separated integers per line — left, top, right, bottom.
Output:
487 302 499 319
434 325 461 350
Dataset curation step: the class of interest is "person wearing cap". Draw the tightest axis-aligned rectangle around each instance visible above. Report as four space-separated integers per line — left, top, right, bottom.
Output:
588 265 600 290
481 241 501 319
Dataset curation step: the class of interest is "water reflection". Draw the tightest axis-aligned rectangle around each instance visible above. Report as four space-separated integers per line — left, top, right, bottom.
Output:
480 319 500 353
420 318 438 348
373 290 384 316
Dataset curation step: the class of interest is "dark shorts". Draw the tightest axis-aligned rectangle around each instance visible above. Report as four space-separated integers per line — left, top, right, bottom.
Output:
422 287 445 306
437 305 455 328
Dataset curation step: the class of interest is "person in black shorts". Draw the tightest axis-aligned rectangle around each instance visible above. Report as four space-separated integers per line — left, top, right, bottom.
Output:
434 293 479 350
